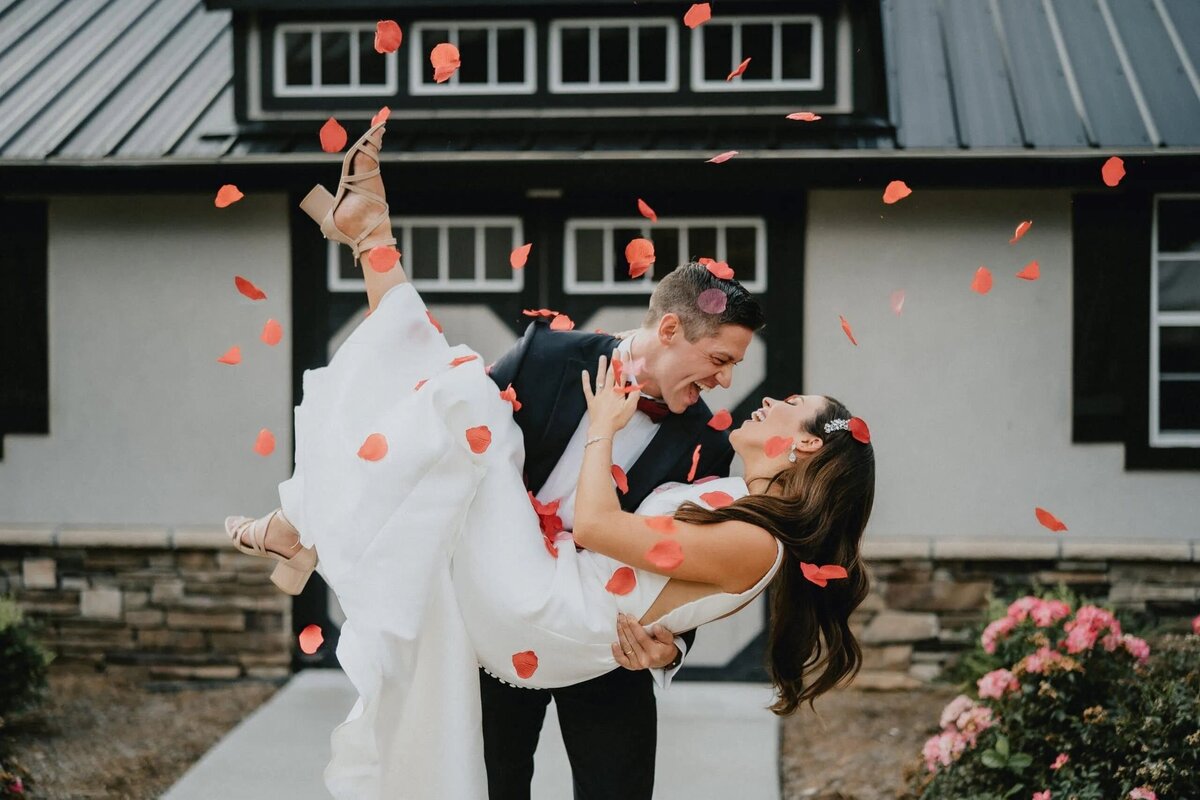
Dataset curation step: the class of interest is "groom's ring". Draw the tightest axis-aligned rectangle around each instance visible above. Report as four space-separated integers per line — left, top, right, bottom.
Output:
623 647 633 654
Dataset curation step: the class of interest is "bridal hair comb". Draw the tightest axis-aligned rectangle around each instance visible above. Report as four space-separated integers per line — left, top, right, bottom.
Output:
822 416 871 444
823 419 850 434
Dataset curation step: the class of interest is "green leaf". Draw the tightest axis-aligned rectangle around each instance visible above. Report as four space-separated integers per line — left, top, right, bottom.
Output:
981 749 1007 769
995 735 1010 757
1008 753 1033 771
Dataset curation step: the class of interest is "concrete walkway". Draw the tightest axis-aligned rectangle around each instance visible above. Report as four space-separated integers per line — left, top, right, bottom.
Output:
163 669 780 800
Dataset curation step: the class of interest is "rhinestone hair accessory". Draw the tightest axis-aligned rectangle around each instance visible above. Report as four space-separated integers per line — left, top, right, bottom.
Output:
823 418 850 434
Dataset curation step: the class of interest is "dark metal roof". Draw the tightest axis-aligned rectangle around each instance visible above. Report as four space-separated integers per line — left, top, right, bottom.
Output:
1 0 1198 166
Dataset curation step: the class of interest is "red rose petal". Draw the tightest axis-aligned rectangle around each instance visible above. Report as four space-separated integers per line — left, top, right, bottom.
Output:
214 184 243 208
298 624 324 655
522 308 559 318
1035 507 1068 532
1009 220 1032 244
786 111 822 122
374 20 402 54
1016 260 1040 281
426 310 443 333
839 314 858 346
764 436 793 459
358 433 388 461
890 289 906 316
646 539 684 570
697 288 728 314
550 314 575 331
801 562 848 587
235 275 266 301
367 245 400 273
708 409 732 431
543 534 559 559
466 425 492 454
450 354 478 367
319 117 348 153
646 515 676 533
706 150 739 164
726 57 751 81
371 106 391 127
500 384 522 412
1101 156 1125 187
512 650 539 679
625 238 655 278
882 180 912 204
510 243 532 270
430 43 461 83
686 444 701 482
683 3 711 29
971 266 993 294
611 464 629 494
637 198 658 223
605 566 638 595
253 428 275 456
261 318 282 346
700 490 734 509
703 259 734 280
217 345 241 365
848 417 871 444
413 378 428 391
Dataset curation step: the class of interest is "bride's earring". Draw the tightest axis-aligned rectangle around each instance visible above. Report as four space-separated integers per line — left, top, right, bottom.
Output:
787 448 797 463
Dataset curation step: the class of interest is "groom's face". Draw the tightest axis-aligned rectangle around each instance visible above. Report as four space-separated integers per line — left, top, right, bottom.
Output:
643 316 753 413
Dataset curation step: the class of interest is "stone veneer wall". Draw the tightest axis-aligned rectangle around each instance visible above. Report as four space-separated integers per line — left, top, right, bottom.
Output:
2 528 1198 686
0 526 291 680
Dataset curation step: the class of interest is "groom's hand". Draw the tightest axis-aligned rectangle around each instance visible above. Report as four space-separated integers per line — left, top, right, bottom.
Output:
613 613 680 671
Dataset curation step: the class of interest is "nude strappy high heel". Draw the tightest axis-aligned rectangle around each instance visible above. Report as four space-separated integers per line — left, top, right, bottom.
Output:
224 509 317 596
298 119 397 263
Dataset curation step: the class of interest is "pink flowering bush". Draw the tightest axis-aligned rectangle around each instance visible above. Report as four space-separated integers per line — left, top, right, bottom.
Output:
904 589 1200 799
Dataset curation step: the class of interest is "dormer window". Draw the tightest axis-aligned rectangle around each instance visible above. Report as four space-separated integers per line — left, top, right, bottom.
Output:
549 18 678 93
691 15 822 92
273 22 397 97
409 21 536 95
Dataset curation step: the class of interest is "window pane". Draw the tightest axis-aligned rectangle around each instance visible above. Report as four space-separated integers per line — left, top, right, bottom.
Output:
726 226 757 283
652 229 679 281
496 28 525 83
638 26 668 83
1158 199 1200 253
688 226 718 262
598 27 630 83
1159 379 1200 431
411 227 439 280
448 227 476 280
1158 260 1200 311
561 27 590 83
1159 326 1200 374
320 31 351 86
703 26 733 81
484 227 514 280
336 242 358 281
575 228 605 282
613 227 644 282
458 28 488 84
284 32 313 86
741 24 774 81
358 30 386 85
781 22 814 81
419 29 451 84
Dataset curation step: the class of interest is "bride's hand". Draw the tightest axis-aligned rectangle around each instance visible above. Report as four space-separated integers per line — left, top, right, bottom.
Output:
581 352 639 437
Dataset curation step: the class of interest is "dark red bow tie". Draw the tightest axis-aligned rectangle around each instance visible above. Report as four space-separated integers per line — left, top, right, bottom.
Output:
636 396 670 423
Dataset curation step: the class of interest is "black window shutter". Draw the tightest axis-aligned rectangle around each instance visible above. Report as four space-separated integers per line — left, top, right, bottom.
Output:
0 199 50 459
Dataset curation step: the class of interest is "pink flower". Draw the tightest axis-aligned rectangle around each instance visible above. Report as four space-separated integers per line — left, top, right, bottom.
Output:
1192 614 1199 636
1121 634 1150 663
9 779 24 794
939 694 975 728
977 668 1020 700
1024 646 1064 674
1031 599 1072 627
956 704 994 745
1129 788 1157 800
1007 595 1040 621
922 730 968 772
982 615 1017 654
1050 752 1069 770
1061 605 1121 654
1033 791 1051 800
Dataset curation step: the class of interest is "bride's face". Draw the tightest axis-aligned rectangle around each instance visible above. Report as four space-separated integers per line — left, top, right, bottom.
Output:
730 394 827 456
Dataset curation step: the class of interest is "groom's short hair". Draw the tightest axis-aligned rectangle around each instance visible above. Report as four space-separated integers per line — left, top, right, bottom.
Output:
643 262 766 341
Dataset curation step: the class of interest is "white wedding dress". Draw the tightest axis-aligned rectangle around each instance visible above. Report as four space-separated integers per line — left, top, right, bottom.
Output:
277 282 784 799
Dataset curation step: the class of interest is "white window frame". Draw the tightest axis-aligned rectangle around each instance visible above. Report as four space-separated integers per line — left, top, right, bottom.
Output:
408 20 537 96
1149 193 1200 447
327 216 526 293
273 22 398 97
690 14 823 93
563 217 767 295
548 18 678 94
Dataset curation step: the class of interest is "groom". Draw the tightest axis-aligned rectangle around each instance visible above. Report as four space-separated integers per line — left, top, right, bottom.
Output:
484 261 766 799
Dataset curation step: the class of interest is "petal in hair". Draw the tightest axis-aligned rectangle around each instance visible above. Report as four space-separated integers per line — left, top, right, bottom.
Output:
848 417 870 443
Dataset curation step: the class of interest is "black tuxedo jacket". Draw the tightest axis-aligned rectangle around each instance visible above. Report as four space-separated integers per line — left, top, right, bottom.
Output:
488 319 736 655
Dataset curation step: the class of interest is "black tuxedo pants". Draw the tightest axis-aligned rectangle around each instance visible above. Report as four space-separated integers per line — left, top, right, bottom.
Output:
479 666 657 800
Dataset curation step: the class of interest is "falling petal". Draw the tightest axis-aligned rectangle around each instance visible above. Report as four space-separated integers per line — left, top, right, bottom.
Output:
450 354 479 367
700 491 734 509
708 409 732 431
235 275 266 301
253 428 275 456
214 184 243 208
882 180 912 204
512 650 539 679
358 433 388 461
1016 260 1040 281
646 515 676 533
371 106 391 126
426 310 443 333
510 243 532 270
374 20 402 54
706 150 739 164
646 539 684 570
298 624 324 655
605 566 637 595
786 111 822 122
1035 507 1068 532
848 417 871 444
466 425 492 454
261 318 282 346
217 346 241 365
1101 156 1125 187
413 378 428 391
625 238 655 278
697 288 728 314
726 57 751 81
890 289 906 316
687 444 701 482
611 464 629 494
839 315 858 346
431 42 461 83
683 3 711 29
319 117 348 153
500 384 523 412
367 245 400 273
1009 220 1032 244
637 198 658 223
764 436 792 459
550 314 575 331
971 266 993 295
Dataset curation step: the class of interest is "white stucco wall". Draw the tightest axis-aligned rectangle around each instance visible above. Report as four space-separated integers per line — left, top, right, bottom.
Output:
0 194 293 526
805 189 1198 540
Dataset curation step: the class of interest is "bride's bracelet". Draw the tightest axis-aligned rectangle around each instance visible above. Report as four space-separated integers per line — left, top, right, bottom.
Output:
584 435 612 449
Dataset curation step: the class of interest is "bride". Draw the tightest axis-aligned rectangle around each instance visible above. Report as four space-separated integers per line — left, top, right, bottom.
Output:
224 121 877 798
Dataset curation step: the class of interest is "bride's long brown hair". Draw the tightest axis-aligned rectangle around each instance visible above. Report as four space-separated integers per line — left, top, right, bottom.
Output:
673 395 874 714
